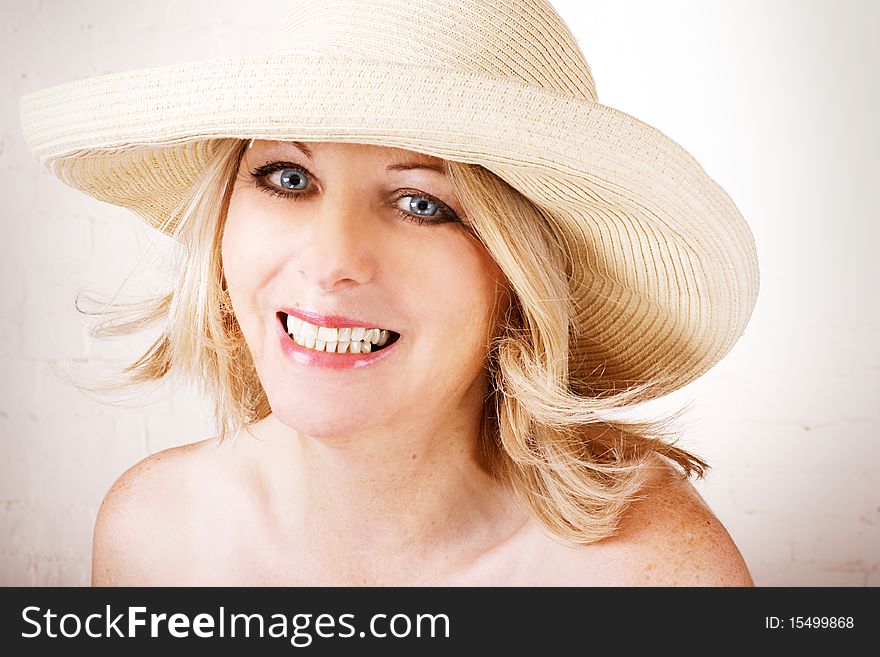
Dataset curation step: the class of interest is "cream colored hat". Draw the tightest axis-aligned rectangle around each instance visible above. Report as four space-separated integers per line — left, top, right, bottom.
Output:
19 0 759 399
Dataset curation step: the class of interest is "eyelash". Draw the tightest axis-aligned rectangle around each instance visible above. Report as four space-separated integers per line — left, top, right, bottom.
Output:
248 161 461 226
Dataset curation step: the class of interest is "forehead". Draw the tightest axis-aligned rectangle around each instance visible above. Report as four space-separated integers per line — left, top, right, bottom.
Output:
252 139 445 167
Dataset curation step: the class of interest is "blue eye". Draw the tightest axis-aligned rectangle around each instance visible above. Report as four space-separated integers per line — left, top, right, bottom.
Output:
277 168 309 191
397 195 439 216
249 162 461 225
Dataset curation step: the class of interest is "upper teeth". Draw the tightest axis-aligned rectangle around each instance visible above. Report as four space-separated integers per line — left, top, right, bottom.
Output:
285 315 392 353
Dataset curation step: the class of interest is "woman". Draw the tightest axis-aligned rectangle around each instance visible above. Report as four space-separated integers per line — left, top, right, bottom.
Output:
19 0 759 586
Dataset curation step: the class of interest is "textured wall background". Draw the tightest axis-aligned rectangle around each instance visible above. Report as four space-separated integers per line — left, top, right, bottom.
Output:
2 0 877 585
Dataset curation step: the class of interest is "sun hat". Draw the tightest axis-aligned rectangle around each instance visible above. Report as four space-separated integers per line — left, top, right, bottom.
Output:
18 0 759 400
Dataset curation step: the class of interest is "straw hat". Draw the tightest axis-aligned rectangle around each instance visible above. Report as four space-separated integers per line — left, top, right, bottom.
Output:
18 0 759 399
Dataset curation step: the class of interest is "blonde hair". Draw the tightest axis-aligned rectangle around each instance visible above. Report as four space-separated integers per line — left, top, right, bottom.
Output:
73 137 707 546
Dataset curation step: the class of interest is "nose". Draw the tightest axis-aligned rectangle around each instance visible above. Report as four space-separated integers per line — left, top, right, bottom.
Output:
297 189 376 292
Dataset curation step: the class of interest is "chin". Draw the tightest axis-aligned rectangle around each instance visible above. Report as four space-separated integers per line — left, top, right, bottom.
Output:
266 390 389 440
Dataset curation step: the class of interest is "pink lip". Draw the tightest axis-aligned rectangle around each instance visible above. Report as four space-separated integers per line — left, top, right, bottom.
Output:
280 306 393 330
275 312 402 370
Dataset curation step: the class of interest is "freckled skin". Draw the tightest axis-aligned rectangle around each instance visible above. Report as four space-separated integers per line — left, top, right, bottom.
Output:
93 442 754 586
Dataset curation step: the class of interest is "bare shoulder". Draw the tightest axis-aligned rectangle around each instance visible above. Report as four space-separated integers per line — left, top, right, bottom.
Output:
598 456 754 586
91 437 222 586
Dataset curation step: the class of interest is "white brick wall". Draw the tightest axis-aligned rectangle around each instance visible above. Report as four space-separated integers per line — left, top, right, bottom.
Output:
3 0 878 585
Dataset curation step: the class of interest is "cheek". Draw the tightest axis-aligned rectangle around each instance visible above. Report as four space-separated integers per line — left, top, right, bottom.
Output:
419 237 504 364
220 198 278 329
221 210 249 303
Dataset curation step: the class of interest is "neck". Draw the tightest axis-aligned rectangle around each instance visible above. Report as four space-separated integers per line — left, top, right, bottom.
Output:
246 402 526 577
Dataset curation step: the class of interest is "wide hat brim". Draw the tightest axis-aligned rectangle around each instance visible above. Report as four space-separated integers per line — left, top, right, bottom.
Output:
19 53 759 400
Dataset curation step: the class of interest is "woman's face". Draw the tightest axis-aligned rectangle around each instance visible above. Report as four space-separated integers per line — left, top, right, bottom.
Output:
222 140 510 438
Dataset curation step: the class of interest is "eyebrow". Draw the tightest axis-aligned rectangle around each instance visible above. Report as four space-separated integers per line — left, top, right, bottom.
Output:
386 161 446 174
274 141 447 175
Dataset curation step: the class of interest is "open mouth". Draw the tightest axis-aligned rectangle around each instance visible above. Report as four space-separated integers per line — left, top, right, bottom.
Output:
277 312 401 353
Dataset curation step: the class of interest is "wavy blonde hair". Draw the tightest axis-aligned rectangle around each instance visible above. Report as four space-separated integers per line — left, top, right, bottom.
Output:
73 137 708 546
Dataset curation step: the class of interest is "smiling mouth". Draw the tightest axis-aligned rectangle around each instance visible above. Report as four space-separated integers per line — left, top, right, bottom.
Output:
277 312 401 353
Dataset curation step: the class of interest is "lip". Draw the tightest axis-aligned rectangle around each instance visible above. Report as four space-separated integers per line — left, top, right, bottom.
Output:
280 306 395 331
275 312 402 370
